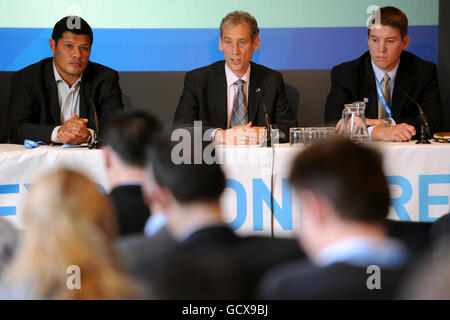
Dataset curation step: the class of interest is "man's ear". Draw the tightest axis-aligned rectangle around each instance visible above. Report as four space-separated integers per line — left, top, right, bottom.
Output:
402 34 410 50
252 36 260 51
300 190 329 225
142 183 171 210
49 38 56 55
218 37 223 52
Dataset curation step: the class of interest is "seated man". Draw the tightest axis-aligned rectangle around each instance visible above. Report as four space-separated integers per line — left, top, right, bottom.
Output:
8 16 124 145
174 11 297 145
324 6 443 142
102 111 161 236
258 138 410 299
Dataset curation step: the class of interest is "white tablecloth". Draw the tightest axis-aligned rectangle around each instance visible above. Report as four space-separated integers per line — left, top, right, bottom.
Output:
1 142 450 236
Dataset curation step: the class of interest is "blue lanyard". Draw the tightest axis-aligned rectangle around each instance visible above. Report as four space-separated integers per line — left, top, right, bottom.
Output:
375 79 392 118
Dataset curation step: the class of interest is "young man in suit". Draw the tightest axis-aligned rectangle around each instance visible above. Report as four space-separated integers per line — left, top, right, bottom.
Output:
8 16 124 145
258 138 410 299
324 6 443 142
102 111 161 236
174 11 297 145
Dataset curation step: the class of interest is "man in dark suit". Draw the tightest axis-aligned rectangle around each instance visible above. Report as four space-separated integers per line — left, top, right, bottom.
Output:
118 131 304 299
174 11 296 144
258 138 410 299
103 111 161 236
8 16 124 145
324 6 443 142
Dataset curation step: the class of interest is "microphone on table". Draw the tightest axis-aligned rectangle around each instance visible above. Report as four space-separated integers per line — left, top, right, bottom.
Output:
88 97 101 149
399 88 432 144
255 87 273 147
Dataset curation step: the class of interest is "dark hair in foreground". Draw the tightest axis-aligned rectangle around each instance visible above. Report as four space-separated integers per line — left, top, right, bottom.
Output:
103 111 162 167
368 6 408 38
147 129 226 204
52 16 93 44
289 138 390 224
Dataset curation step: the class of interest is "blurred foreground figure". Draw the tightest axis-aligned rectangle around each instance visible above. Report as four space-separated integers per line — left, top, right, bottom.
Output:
259 138 410 299
1 169 137 299
0 218 20 277
118 130 304 299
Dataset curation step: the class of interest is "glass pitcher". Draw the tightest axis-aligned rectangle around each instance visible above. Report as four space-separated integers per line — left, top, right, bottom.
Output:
340 101 369 144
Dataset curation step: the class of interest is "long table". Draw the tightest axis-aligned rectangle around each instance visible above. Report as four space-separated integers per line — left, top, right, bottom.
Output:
1 142 450 236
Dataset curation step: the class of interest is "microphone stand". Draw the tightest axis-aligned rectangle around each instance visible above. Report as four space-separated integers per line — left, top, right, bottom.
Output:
400 90 432 144
88 97 101 149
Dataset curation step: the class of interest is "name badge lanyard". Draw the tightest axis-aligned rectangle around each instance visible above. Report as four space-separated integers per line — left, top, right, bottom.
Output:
375 79 392 118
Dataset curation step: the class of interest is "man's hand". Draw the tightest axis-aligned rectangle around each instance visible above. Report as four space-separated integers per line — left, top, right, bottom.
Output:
371 123 416 142
56 112 90 145
214 122 265 145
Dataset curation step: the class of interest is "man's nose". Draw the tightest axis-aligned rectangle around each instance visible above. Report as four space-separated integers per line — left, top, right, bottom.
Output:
232 43 240 55
72 47 82 58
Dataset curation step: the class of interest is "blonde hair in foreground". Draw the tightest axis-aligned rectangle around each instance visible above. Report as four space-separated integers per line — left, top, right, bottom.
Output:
3 169 135 299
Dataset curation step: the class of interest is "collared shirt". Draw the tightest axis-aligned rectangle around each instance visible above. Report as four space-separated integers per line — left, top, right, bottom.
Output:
51 61 83 142
225 63 250 128
367 60 400 138
314 236 409 268
371 59 400 104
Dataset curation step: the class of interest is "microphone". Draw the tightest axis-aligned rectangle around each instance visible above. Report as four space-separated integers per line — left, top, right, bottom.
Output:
256 87 273 147
399 89 432 144
88 97 101 149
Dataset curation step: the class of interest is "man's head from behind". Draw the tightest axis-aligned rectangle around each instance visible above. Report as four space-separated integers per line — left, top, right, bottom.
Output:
49 16 93 85
143 131 226 233
219 11 260 78
103 111 162 186
289 138 390 258
367 6 410 73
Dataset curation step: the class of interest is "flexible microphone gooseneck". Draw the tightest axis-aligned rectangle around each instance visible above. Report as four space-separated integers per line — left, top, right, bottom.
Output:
255 87 273 147
399 89 432 144
88 97 101 149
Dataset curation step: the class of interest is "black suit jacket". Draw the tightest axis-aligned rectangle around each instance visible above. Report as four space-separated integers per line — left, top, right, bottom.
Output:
120 225 304 299
8 57 124 144
324 51 443 135
109 185 151 237
259 260 409 300
173 61 297 140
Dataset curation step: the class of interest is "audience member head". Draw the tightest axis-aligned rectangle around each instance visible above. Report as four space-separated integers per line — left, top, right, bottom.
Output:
0 218 19 276
143 130 226 237
288 138 390 259
367 6 409 73
2 169 135 299
219 11 260 78
103 111 162 187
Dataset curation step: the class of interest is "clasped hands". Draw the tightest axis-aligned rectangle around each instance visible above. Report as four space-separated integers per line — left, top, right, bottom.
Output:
56 112 90 145
336 117 416 142
214 122 266 145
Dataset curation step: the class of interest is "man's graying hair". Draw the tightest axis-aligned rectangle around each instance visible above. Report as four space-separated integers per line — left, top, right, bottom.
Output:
220 11 260 42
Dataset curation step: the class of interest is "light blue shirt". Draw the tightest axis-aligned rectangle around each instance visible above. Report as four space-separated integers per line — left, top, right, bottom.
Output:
315 236 409 268
367 60 400 138
371 59 400 104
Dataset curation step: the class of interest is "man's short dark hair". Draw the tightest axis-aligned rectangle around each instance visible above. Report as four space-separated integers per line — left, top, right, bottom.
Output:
289 138 390 224
147 130 225 204
220 11 260 42
368 6 408 39
103 111 162 167
52 16 93 44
